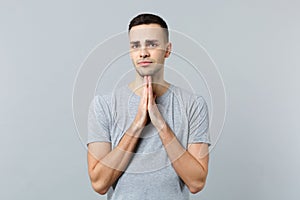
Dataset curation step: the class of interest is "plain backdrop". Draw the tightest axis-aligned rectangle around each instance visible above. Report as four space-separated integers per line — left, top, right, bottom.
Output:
1 0 299 199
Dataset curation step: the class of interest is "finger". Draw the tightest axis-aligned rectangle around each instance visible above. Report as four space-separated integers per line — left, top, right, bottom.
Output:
148 75 152 84
143 76 147 90
148 78 153 105
143 76 148 88
148 76 152 91
142 81 148 105
143 76 149 109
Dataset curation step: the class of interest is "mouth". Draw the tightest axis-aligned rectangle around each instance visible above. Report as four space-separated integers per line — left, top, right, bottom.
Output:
137 60 153 67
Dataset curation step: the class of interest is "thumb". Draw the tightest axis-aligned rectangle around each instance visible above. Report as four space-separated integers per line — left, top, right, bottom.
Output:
153 94 157 102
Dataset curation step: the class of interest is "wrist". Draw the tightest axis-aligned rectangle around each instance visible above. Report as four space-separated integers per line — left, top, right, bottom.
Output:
127 122 143 137
154 120 167 133
157 122 175 142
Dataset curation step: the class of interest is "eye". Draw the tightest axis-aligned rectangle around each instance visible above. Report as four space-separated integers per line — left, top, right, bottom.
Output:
131 44 139 49
147 42 158 48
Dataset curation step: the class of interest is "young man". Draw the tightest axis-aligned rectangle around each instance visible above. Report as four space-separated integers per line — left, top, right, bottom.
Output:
87 13 210 200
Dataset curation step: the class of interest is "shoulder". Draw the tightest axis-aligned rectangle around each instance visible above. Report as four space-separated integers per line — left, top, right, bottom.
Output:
92 94 110 108
170 84 207 107
93 85 130 105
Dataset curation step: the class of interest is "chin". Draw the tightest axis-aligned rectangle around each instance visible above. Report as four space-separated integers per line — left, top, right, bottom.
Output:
136 67 162 78
137 70 155 77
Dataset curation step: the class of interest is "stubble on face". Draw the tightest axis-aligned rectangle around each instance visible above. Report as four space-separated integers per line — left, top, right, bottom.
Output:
134 63 164 77
129 24 169 79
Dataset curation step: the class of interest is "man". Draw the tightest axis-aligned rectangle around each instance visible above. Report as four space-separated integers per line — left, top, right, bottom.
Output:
87 13 210 200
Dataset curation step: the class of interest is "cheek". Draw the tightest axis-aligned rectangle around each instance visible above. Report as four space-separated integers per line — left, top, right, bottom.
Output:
154 51 166 60
151 49 162 56
129 51 137 59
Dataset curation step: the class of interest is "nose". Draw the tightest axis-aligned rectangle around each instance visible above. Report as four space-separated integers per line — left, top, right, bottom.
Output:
139 47 150 58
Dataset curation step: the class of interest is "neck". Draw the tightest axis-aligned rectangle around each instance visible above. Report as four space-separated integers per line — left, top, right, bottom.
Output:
129 74 170 97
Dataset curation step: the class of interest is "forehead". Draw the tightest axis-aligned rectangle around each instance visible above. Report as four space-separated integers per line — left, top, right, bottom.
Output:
129 24 166 41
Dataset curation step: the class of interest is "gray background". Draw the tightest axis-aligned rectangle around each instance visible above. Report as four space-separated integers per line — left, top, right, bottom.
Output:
1 0 299 199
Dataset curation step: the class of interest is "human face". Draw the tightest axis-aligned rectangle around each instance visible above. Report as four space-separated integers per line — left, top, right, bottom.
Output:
129 24 171 77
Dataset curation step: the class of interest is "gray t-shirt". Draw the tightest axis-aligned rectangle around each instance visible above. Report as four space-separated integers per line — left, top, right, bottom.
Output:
87 84 210 200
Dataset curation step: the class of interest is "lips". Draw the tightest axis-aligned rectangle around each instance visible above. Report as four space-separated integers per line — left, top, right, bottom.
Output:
137 60 153 66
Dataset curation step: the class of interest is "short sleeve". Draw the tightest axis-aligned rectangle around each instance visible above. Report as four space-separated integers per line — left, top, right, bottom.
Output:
87 95 111 145
188 96 210 145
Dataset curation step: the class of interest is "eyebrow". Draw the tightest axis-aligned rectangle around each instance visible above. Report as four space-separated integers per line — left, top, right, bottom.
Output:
130 40 159 44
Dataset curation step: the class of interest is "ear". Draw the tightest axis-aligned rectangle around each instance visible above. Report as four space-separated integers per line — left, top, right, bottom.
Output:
164 42 172 58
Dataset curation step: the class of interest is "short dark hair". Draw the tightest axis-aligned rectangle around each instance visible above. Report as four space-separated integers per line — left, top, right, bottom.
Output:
128 13 169 41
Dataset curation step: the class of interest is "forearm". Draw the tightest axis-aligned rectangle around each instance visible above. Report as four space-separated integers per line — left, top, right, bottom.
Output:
159 124 208 193
89 126 142 194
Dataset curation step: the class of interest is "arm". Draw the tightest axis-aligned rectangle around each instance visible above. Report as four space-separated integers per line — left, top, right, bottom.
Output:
146 76 209 194
87 77 149 195
87 125 142 195
158 125 209 194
